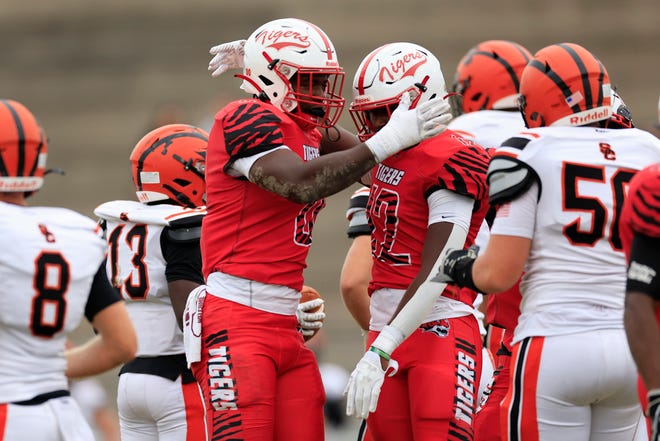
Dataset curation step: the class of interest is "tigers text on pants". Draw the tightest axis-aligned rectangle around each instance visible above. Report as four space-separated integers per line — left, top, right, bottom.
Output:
366 314 483 441
191 295 325 441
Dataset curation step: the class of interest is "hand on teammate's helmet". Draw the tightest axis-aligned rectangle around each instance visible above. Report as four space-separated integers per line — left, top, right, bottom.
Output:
365 93 452 162
296 298 325 340
345 349 398 419
648 389 660 441
208 39 246 77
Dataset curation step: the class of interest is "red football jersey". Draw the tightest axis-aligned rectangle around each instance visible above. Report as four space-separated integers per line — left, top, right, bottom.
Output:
367 129 490 305
620 162 660 259
202 99 324 290
620 162 660 326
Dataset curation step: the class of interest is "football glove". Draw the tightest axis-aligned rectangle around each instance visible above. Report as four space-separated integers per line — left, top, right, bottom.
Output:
438 245 480 291
365 93 452 163
208 39 246 77
345 348 398 419
296 298 325 339
648 388 660 441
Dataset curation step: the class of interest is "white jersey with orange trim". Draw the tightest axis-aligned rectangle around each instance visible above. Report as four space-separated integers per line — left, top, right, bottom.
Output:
449 110 526 149
94 200 205 357
489 126 660 342
0 202 107 402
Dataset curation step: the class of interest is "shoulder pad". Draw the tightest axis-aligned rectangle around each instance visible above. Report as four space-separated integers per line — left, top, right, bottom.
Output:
487 155 540 206
164 225 202 243
347 211 371 238
346 186 370 221
94 200 206 227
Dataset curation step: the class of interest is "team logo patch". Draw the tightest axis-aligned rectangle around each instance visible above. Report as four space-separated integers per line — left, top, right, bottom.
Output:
420 319 450 337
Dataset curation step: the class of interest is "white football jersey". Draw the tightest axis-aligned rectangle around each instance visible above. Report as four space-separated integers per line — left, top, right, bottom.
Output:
490 127 660 341
449 110 526 149
0 202 107 402
94 200 204 357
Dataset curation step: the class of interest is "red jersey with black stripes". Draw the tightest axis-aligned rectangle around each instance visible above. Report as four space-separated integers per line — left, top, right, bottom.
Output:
202 99 324 290
620 162 660 255
367 129 490 305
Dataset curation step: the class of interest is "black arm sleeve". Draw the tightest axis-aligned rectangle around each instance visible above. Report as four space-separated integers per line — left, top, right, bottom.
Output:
85 261 122 322
626 233 660 300
161 226 204 284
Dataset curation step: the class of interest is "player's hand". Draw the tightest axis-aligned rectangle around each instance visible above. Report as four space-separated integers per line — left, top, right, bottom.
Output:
648 388 660 441
344 349 398 419
296 298 325 340
208 39 246 77
435 245 480 290
365 93 452 162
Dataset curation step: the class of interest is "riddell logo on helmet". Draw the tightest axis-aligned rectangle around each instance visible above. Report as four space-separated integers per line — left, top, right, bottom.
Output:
256 30 311 50
0 177 41 191
569 108 610 125
379 52 427 82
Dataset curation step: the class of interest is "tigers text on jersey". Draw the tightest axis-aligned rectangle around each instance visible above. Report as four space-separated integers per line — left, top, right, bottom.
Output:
0 202 107 402
202 98 324 290
368 129 490 300
492 127 660 342
449 110 526 149
94 200 203 357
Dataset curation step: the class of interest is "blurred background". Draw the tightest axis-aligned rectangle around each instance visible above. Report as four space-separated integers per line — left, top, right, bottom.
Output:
2 0 658 438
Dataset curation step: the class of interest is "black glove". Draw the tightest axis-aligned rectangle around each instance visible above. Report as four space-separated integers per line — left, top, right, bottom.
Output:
440 245 480 291
649 388 660 441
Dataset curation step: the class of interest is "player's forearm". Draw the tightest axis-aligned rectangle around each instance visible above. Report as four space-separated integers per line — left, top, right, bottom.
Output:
251 146 376 204
66 302 137 378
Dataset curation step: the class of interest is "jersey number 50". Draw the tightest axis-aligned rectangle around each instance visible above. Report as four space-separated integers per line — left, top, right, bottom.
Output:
562 162 635 251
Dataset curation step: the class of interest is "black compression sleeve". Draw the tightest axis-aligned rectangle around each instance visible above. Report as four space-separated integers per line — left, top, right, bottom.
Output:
626 233 660 300
161 227 204 284
85 261 122 321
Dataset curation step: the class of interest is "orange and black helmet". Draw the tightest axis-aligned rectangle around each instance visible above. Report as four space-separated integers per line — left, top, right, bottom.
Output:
0 99 47 193
452 40 532 115
130 124 208 208
518 43 612 128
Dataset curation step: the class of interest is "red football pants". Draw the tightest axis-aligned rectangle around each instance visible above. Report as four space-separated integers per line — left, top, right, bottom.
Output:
191 295 325 441
366 315 482 441
474 347 512 441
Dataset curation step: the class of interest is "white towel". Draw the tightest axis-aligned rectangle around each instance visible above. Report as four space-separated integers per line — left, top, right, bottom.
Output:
183 285 207 368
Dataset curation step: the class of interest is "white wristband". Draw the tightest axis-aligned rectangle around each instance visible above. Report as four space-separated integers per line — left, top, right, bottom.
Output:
364 126 404 163
371 324 405 357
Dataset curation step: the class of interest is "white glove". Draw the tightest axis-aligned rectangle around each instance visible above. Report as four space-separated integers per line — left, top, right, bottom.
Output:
208 39 246 77
296 298 325 338
365 93 453 162
345 349 399 419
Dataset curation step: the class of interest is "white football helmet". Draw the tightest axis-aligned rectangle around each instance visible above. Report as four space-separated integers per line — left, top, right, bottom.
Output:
606 89 633 129
237 18 345 128
349 42 447 141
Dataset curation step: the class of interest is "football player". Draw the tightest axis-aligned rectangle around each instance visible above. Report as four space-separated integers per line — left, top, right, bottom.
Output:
340 185 372 333
440 43 660 440
0 99 137 440
193 18 452 440
343 42 490 441
94 124 208 441
449 39 533 441
620 163 660 441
